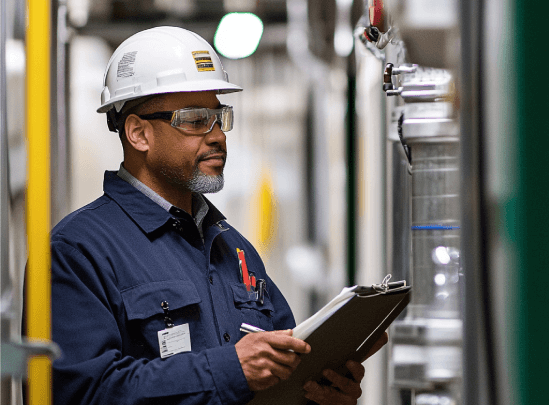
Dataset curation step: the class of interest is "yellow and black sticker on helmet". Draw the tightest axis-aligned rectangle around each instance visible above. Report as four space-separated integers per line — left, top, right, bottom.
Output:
192 51 215 72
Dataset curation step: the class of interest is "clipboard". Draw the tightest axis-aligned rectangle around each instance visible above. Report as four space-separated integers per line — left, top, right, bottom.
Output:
248 277 411 405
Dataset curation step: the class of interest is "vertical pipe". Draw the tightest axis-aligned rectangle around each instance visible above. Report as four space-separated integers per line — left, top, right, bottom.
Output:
25 0 52 404
460 0 498 404
51 0 70 226
1 0 13 402
346 72 357 286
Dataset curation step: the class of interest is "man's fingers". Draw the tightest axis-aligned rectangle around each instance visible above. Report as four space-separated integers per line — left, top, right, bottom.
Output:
236 330 310 391
249 332 307 367
345 360 365 383
267 347 302 369
265 331 311 354
271 329 293 335
303 381 357 405
303 364 364 404
322 369 362 398
303 381 329 403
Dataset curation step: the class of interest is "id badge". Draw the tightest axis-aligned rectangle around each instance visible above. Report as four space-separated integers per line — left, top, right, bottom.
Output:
157 323 191 359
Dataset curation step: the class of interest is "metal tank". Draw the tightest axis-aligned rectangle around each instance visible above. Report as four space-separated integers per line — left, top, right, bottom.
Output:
387 65 462 404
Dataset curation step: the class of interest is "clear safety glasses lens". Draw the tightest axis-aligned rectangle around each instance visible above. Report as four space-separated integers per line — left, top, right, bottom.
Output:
171 105 233 134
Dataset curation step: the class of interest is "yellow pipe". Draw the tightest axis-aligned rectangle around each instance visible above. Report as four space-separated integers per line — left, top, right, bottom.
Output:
26 0 52 403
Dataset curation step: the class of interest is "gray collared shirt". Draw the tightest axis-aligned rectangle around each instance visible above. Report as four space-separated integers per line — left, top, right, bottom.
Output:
117 164 209 239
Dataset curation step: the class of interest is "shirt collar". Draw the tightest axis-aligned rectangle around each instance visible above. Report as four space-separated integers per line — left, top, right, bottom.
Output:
116 164 210 233
117 164 172 211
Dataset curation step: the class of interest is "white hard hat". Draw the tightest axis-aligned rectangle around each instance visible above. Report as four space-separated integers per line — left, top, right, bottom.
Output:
97 26 242 114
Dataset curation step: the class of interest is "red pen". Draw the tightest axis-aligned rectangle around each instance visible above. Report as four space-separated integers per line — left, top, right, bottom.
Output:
237 248 251 291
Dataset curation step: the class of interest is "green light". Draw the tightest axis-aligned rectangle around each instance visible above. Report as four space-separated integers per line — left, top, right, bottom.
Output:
214 12 264 59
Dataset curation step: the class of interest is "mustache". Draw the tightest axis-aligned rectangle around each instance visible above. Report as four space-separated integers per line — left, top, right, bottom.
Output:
197 148 227 163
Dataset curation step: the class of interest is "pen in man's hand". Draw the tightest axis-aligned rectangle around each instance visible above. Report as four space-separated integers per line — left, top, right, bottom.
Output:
240 323 266 334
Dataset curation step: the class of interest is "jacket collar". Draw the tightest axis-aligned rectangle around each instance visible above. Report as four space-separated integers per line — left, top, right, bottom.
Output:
103 171 226 234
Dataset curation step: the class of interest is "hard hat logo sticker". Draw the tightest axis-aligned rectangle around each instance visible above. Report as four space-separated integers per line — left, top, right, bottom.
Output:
117 51 138 79
193 51 215 72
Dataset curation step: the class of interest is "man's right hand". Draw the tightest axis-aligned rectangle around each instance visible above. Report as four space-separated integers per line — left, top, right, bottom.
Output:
235 329 311 391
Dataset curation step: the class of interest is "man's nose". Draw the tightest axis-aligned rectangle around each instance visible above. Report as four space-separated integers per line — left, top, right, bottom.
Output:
205 122 227 146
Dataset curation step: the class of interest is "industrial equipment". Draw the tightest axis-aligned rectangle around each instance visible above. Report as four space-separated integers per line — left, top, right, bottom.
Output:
355 1 463 403
387 65 462 405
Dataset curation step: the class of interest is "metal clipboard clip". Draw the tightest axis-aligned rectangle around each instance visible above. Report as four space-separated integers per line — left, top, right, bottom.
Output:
373 274 392 293
371 274 408 294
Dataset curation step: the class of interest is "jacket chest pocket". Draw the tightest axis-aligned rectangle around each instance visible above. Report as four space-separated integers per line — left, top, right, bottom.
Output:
231 282 275 332
121 280 202 358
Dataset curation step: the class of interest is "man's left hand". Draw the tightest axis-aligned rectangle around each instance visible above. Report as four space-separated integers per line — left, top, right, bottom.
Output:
302 332 389 404
303 360 364 404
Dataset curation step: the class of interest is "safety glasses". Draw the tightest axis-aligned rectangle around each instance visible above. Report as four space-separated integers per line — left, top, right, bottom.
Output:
137 104 234 134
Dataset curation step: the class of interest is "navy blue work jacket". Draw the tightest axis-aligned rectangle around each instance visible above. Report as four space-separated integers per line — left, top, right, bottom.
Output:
50 171 295 405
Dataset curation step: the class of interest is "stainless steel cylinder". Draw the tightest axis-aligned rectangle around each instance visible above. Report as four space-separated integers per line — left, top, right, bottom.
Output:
407 138 460 319
390 67 462 401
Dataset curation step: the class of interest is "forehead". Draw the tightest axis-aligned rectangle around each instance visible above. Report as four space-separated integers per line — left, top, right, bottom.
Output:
161 91 220 110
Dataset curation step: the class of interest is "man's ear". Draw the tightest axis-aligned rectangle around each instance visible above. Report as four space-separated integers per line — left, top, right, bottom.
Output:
124 114 151 152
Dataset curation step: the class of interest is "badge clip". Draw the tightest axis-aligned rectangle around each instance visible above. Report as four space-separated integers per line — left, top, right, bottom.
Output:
161 301 174 328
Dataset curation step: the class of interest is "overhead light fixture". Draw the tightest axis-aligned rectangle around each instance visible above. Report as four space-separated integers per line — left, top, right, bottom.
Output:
214 12 264 59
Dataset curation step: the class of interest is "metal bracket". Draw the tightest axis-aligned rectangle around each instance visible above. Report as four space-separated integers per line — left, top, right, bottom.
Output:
392 65 418 75
1 339 61 379
383 63 418 96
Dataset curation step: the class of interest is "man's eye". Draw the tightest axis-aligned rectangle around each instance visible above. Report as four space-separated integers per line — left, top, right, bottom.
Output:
180 118 207 128
187 118 205 124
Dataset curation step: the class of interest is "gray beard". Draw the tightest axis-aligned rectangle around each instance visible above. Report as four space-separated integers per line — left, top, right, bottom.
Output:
161 166 224 194
187 169 224 194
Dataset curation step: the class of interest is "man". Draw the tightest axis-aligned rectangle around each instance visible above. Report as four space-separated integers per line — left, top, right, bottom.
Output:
50 26 386 404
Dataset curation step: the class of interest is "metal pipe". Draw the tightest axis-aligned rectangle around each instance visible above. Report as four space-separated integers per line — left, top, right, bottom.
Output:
1 0 12 401
285 0 331 248
26 0 52 403
459 0 495 404
51 0 71 226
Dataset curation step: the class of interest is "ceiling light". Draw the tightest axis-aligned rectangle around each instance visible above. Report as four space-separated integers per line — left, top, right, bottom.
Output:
214 12 264 59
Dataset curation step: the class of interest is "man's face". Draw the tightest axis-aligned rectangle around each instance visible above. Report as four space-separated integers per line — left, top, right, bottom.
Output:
145 91 227 194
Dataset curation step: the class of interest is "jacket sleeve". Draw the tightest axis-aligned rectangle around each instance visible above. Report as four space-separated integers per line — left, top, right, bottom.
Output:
51 241 254 405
